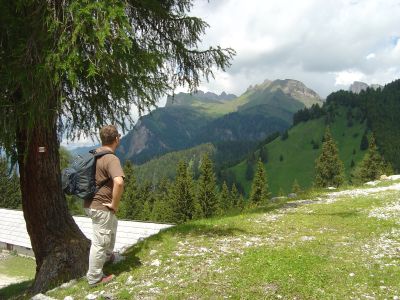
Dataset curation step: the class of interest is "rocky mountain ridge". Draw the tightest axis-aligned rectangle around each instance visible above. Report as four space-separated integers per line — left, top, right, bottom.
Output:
114 78 323 164
349 81 383 94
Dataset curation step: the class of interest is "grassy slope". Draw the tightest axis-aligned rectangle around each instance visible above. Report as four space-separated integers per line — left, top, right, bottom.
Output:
44 181 400 299
230 107 367 196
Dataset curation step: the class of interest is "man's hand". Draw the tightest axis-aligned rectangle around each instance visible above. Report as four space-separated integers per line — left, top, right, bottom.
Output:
103 176 124 214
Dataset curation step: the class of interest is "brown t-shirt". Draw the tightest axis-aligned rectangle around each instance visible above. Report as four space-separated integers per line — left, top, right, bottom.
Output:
84 147 125 211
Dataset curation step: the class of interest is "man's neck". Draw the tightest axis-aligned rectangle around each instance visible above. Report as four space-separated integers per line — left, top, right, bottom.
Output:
101 144 116 153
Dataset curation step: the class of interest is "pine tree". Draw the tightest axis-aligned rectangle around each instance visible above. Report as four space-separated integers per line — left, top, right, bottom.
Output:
172 161 195 223
314 127 345 187
151 178 174 223
352 135 388 184
197 154 219 218
236 194 246 210
249 160 270 206
230 183 240 208
117 161 138 219
291 179 302 194
0 158 21 209
219 181 231 214
141 200 152 221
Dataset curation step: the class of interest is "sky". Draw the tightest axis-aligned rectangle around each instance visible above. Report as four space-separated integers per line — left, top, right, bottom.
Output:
62 0 400 148
189 0 400 98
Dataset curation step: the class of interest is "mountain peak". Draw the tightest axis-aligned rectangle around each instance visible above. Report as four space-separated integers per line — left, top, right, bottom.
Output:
166 90 237 107
246 78 322 108
349 81 383 94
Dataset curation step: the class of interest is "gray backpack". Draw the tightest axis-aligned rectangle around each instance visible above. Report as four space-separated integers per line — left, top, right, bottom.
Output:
61 150 114 200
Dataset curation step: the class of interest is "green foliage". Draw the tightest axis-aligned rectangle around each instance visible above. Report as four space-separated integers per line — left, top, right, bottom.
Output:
230 183 240 208
249 160 270 205
228 106 367 196
0 0 234 160
360 133 369 151
117 161 140 220
219 181 232 214
0 157 21 209
352 135 390 184
314 127 345 188
259 146 268 163
291 179 302 194
197 154 219 218
172 161 196 223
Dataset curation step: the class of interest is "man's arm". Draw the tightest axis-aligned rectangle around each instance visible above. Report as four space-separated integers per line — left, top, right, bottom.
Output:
103 176 124 213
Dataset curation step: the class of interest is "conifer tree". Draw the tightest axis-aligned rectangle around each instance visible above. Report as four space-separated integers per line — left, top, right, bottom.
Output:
172 161 195 223
141 200 152 221
249 159 270 206
151 178 174 223
314 127 345 187
291 179 302 194
230 183 240 208
236 194 246 210
197 154 219 217
0 158 21 209
353 135 388 183
118 161 139 220
219 181 231 214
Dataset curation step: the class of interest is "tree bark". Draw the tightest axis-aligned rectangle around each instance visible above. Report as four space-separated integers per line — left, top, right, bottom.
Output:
16 122 90 294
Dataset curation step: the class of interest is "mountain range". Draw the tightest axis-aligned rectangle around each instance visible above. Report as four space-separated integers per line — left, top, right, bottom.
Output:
116 79 323 164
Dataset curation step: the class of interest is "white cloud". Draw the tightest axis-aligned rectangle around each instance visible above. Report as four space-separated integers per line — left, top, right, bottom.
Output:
334 70 365 86
190 0 400 97
65 0 400 147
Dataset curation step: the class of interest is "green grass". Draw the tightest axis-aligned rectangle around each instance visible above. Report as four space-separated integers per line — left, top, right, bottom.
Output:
230 107 367 196
0 255 35 300
43 182 400 299
0 255 35 278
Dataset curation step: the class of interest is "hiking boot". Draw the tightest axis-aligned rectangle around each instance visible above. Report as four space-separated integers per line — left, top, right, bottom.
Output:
89 274 115 287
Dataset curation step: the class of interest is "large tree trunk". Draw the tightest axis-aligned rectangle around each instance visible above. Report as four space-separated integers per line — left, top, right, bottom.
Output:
16 122 90 294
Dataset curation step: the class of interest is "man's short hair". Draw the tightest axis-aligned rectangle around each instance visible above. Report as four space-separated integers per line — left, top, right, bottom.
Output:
100 125 119 145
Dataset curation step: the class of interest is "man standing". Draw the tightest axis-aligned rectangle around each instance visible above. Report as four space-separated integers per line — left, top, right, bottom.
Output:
84 125 125 286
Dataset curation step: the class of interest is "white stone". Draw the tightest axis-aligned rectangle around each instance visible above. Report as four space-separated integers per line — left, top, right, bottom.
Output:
150 259 161 267
31 294 57 300
64 297 74 300
327 187 336 190
60 280 77 289
365 181 379 186
126 275 134 285
349 273 355 277
85 294 97 300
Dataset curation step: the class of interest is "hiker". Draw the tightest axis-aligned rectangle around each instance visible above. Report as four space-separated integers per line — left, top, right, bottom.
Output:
84 125 125 286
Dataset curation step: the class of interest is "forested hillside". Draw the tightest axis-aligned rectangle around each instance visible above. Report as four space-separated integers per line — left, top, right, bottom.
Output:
227 79 400 196
116 79 322 164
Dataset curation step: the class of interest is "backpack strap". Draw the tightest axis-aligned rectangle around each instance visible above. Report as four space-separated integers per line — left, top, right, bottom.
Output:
90 149 115 158
91 149 116 190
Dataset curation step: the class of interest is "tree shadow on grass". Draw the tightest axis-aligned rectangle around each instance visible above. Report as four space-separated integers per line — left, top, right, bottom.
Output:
0 280 33 300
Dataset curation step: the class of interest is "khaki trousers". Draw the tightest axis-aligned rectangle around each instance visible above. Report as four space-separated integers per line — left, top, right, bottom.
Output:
85 208 118 284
